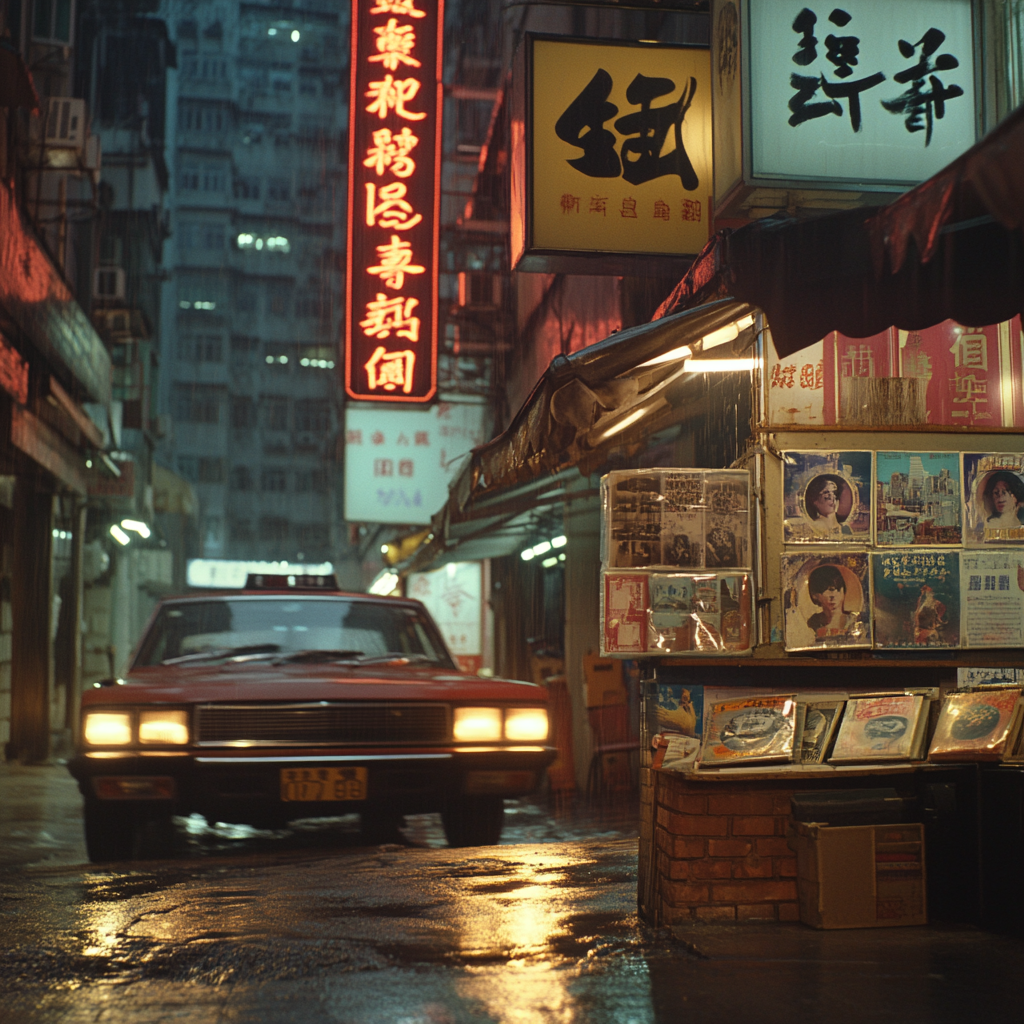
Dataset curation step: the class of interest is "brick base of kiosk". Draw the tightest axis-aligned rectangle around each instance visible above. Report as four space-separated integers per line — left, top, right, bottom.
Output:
640 763 980 927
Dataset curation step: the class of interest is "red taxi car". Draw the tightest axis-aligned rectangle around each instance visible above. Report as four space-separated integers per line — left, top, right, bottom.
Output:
67 575 555 861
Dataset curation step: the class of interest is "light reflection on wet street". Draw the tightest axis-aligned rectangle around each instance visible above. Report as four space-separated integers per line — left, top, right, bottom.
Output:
7 765 1024 1024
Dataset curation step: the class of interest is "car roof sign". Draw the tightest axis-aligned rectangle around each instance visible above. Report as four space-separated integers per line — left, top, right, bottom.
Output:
243 573 340 591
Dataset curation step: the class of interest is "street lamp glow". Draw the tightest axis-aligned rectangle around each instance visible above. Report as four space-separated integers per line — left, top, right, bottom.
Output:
291 29 300 41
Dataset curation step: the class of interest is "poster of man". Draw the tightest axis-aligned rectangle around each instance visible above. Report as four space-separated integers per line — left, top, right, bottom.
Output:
783 450 872 544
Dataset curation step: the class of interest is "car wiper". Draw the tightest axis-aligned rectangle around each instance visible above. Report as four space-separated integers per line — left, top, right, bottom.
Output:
276 649 365 664
162 643 282 665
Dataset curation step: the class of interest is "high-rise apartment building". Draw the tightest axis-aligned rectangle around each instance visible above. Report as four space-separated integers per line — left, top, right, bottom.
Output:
159 0 349 573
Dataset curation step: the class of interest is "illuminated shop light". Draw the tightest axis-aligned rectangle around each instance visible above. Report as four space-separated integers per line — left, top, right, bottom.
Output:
541 557 558 568
551 535 567 548
685 357 758 373
109 524 131 546
291 29 300 41
121 519 151 539
369 571 399 595
520 548 534 561
237 233 290 253
268 27 277 35
178 300 216 310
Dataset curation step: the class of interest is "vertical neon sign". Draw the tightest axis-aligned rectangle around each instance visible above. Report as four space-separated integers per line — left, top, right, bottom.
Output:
346 0 442 403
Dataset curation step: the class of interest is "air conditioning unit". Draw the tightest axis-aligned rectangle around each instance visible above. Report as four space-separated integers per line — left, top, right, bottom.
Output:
46 98 87 150
457 271 501 309
93 267 126 302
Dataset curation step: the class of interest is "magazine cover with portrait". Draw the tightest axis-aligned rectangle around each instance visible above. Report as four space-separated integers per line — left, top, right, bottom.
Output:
782 551 872 651
871 551 961 649
875 452 962 546
963 453 1024 546
783 450 872 544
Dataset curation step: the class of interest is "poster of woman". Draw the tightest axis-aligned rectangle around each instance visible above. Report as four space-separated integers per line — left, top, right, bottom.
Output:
783 451 872 544
871 551 961 649
781 551 872 651
963 454 1024 546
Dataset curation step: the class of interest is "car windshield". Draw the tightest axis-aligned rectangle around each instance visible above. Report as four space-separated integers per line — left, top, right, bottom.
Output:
133 597 454 668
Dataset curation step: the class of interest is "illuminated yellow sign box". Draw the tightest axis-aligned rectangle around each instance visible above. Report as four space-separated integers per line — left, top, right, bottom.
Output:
525 37 712 264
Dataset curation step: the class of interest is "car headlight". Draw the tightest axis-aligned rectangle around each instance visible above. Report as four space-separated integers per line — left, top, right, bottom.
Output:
453 707 502 742
83 712 132 746
504 707 549 742
139 710 189 745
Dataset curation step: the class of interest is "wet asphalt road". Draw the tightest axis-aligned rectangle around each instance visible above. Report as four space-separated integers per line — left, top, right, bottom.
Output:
5 764 1024 1023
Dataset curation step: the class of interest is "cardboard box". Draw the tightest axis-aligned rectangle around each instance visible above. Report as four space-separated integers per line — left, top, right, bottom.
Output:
583 654 626 707
788 822 927 929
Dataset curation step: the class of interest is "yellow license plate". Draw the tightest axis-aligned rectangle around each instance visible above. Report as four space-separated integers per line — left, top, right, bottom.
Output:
280 767 367 802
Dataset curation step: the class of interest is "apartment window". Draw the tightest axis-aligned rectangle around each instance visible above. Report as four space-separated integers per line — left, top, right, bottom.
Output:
295 469 328 494
197 458 224 483
230 397 256 429
267 177 290 201
295 291 323 319
203 517 222 545
259 517 289 542
179 169 199 191
234 286 258 313
295 400 330 434
177 456 198 482
229 466 253 491
179 222 225 251
229 518 253 543
299 73 317 96
297 524 329 547
263 397 288 431
180 102 226 132
173 385 221 424
234 176 260 200
261 468 287 493
268 286 290 316
179 334 223 362
33 0 73 45
230 335 260 364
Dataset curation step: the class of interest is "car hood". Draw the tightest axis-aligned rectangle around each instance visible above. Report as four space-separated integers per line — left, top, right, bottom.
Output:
82 663 546 706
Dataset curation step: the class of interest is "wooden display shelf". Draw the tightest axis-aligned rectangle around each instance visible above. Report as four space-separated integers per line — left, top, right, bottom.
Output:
657 761 951 783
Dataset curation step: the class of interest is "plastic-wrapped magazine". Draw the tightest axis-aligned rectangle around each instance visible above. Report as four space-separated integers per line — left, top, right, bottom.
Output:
648 573 753 655
700 694 797 767
929 689 1024 762
601 469 751 570
797 701 844 764
601 573 648 655
830 695 928 763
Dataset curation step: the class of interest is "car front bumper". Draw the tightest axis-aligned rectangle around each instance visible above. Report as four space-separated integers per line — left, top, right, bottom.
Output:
67 746 557 823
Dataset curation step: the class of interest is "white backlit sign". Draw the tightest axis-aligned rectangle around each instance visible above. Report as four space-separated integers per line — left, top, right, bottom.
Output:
343 399 486 524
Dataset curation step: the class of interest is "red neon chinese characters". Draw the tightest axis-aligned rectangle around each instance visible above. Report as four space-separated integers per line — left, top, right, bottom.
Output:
363 127 419 177
367 235 425 290
347 0 441 402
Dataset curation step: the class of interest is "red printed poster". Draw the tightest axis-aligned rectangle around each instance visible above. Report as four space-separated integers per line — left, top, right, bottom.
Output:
602 572 648 655
898 318 1024 428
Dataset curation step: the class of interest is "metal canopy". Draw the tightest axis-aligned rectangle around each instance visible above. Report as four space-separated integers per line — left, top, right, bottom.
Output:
400 298 755 574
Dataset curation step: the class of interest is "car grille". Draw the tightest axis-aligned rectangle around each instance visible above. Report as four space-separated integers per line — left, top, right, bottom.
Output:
195 703 450 746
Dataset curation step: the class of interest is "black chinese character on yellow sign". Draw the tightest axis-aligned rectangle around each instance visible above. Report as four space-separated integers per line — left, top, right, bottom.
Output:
555 70 700 189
